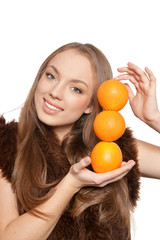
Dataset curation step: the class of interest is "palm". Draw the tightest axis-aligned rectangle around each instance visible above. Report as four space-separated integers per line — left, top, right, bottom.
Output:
68 157 135 189
129 79 158 122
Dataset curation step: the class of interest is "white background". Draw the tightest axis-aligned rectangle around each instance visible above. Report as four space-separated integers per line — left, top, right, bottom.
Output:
0 0 159 239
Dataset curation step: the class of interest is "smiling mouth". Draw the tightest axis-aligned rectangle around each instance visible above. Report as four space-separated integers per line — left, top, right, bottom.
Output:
44 99 63 112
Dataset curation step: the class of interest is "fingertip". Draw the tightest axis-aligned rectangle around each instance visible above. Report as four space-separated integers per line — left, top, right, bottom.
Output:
145 66 152 73
122 160 135 168
121 161 127 166
124 82 129 87
145 66 149 72
127 62 135 69
77 157 91 170
128 160 136 166
84 156 91 164
124 84 134 102
145 66 156 82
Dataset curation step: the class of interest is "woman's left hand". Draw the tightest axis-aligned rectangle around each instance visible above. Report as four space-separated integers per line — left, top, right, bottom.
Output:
116 62 160 132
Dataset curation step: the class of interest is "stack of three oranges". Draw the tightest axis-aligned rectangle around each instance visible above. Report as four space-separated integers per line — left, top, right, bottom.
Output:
91 79 128 173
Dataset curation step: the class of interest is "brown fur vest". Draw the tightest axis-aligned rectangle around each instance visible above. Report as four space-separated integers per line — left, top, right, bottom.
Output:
0 117 140 240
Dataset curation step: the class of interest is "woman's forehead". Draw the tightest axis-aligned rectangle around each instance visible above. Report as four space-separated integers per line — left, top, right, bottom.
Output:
48 50 95 80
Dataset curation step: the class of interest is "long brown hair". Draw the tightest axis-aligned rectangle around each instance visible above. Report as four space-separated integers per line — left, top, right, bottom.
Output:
12 42 131 238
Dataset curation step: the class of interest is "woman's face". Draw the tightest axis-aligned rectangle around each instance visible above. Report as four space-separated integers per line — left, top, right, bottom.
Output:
34 49 95 140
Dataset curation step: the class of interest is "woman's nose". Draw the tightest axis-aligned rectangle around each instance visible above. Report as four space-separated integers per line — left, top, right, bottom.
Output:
49 82 63 100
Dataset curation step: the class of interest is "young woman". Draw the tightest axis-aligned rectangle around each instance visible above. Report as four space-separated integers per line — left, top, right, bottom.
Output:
0 42 159 240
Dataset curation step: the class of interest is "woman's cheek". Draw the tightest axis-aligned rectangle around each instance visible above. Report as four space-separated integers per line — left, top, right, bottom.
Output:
69 96 91 111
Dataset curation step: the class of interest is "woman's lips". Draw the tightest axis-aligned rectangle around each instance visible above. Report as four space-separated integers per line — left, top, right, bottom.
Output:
43 98 64 113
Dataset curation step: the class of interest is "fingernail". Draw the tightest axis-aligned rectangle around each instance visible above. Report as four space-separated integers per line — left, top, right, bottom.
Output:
86 157 91 163
121 162 127 166
128 160 135 166
131 161 136 167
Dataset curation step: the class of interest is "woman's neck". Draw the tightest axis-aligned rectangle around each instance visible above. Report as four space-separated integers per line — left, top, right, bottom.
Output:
53 125 73 142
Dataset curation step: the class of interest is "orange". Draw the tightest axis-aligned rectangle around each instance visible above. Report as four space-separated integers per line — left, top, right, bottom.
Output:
93 111 125 142
97 79 128 111
91 141 122 173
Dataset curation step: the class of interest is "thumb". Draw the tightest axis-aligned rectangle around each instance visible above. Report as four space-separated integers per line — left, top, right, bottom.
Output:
76 157 91 171
124 83 135 103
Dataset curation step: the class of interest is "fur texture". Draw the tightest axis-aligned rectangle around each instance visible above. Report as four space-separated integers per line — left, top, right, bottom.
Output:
0 117 140 239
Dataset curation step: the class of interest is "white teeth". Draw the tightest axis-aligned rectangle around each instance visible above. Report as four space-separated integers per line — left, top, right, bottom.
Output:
45 101 62 111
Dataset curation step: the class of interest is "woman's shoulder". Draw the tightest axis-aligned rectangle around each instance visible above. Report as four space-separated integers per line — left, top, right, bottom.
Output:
0 115 18 134
0 115 18 150
0 116 18 181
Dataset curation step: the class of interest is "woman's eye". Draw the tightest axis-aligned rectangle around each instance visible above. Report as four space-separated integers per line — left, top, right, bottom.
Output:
71 87 82 94
46 73 56 80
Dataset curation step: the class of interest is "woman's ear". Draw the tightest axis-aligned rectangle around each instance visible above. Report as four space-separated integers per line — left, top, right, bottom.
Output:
84 105 93 114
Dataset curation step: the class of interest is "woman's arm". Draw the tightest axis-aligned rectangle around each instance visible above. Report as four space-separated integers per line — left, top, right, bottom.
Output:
136 140 160 179
0 157 135 240
0 171 78 240
116 63 160 178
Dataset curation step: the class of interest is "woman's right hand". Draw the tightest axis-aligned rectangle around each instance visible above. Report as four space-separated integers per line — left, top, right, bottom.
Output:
66 157 135 192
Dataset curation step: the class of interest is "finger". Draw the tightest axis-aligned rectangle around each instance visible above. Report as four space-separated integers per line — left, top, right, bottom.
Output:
98 160 135 182
145 67 156 85
107 168 131 183
98 160 136 187
117 67 140 81
127 62 149 83
102 170 130 186
115 74 137 84
79 157 91 168
117 67 135 74
74 157 91 172
109 160 135 179
115 74 141 93
124 83 135 102
121 161 127 166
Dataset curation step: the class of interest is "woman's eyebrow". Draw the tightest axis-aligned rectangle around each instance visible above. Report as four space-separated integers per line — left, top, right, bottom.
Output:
48 65 60 75
70 79 88 88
